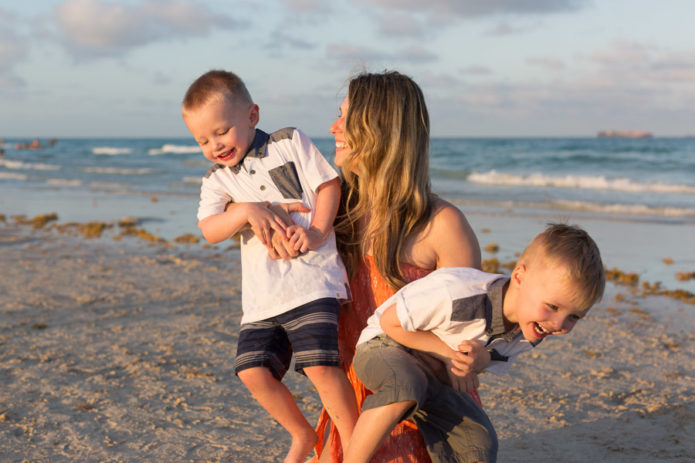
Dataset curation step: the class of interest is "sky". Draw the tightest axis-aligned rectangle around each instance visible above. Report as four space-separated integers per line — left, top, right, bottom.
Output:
1 0 693 138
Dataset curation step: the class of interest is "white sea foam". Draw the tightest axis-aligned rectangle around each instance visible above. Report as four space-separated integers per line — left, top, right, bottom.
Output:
182 176 202 184
0 172 27 180
453 198 695 218
148 144 200 155
46 179 82 187
467 170 695 195
83 167 152 175
552 200 695 218
89 181 130 190
92 147 133 155
0 159 60 171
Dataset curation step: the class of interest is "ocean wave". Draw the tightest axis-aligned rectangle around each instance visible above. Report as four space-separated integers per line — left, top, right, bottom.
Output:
0 172 27 180
552 200 695 218
46 179 82 187
82 167 152 175
89 181 129 189
148 144 200 155
92 147 133 155
467 170 695 194
182 176 203 184
453 198 695 219
0 159 60 171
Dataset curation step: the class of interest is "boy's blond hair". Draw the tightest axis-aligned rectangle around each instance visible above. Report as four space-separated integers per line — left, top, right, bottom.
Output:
519 223 605 310
182 70 253 112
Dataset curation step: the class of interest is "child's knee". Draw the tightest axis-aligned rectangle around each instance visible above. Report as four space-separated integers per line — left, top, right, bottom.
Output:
304 364 343 383
237 366 275 388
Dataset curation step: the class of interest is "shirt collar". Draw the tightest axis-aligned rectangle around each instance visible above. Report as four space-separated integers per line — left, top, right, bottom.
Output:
487 275 542 347
229 129 269 174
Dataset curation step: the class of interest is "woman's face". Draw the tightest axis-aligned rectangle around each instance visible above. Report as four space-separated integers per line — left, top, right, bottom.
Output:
330 97 350 168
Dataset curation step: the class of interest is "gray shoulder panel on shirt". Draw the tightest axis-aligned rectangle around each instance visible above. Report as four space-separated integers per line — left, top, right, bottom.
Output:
268 127 296 144
204 164 226 179
450 293 491 324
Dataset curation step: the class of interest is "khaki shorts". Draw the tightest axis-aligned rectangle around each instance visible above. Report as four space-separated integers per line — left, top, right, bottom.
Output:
354 336 498 463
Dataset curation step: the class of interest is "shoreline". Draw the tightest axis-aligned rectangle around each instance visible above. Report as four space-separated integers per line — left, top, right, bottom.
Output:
1 215 694 462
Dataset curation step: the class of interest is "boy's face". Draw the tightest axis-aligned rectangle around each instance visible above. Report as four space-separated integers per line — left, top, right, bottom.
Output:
183 96 259 168
507 258 589 343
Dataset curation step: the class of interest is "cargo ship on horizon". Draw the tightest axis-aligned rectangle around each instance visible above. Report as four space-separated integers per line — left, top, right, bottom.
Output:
597 130 653 138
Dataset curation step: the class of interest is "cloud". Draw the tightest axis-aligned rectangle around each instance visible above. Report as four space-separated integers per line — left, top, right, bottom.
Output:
0 10 29 88
354 0 588 18
325 44 391 63
485 21 531 36
460 65 493 75
589 41 695 85
281 0 332 13
526 57 566 70
54 0 243 59
378 12 424 37
325 44 437 66
266 29 317 51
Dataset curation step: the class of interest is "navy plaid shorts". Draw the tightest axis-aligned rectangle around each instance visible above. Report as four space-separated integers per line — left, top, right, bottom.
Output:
234 298 341 380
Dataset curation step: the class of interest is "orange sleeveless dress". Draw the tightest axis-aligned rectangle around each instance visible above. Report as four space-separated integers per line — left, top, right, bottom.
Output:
314 257 482 462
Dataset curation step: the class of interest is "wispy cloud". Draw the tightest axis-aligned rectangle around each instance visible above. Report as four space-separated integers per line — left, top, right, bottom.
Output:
0 9 29 88
526 57 566 70
377 12 424 37
355 0 588 18
53 0 243 60
325 43 437 66
266 28 317 51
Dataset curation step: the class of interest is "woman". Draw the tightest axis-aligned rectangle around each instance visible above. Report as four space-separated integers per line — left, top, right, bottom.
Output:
315 71 483 462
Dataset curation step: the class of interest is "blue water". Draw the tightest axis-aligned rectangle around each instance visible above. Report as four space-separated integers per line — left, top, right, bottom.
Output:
2 136 695 294
2 136 694 222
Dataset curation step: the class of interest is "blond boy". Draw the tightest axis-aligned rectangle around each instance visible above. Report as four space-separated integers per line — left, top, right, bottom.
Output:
344 223 605 463
182 70 357 463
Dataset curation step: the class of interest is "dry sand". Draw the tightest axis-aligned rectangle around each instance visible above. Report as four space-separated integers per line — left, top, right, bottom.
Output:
1 218 693 462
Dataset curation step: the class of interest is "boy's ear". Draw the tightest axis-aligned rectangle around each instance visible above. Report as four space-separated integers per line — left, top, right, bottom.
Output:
512 263 526 286
248 104 260 128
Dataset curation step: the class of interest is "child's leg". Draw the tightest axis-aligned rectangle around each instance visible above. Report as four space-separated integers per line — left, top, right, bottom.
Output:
342 400 416 463
237 366 317 463
344 336 431 462
281 299 358 449
304 365 358 448
236 321 314 463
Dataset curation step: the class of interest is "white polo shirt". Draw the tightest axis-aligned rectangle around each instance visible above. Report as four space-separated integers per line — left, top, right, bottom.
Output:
197 127 350 324
357 267 538 376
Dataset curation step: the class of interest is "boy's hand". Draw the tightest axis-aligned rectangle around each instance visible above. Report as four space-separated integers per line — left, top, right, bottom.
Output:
265 202 311 259
268 229 299 259
247 202 310 247
444 357 480 393
246 202 287 247
451 340 490 375
286 225 324 253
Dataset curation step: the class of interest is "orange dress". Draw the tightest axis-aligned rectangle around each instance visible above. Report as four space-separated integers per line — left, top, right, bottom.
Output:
314 257 482 462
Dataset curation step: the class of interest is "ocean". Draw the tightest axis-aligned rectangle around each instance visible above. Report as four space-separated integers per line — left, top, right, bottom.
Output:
2 136 694 292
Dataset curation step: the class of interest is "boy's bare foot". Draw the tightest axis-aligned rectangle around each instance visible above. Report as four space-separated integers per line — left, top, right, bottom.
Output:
284 428 318 463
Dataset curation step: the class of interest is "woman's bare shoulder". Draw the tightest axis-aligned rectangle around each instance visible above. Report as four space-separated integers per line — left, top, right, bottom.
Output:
427 198 481 268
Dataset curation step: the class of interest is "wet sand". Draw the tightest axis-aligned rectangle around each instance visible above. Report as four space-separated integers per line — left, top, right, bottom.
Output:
1 215 693 462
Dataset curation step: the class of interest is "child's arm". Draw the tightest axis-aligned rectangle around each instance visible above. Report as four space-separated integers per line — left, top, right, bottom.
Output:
286 177 340 253
199 202 293 245
380 305 489 393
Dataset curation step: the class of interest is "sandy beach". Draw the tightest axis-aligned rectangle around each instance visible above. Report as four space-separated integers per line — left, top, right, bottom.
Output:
1 213 693 462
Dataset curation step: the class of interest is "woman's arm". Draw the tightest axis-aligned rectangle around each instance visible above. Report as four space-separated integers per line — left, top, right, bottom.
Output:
429 200 481 269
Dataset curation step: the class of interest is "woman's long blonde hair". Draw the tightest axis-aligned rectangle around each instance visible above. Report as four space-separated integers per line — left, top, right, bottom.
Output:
335 71 434 290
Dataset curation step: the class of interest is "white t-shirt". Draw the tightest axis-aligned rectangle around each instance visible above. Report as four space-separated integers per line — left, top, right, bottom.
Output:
197 128 349 324
357 267 536 376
